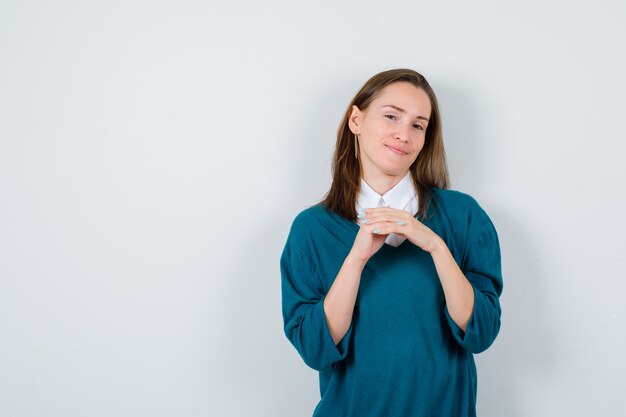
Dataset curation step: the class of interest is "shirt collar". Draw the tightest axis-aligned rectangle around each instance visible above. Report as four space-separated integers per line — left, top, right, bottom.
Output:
356 170 416 212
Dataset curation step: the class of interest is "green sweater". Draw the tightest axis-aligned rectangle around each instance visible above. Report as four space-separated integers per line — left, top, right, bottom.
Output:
280 187 503 417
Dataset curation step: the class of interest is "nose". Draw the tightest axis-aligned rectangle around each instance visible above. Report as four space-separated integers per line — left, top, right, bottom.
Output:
394 124 411 143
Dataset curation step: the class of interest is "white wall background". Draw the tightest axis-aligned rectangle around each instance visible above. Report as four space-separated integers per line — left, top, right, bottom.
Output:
1 1 624 416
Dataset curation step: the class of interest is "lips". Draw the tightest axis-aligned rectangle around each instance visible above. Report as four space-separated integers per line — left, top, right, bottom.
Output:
386 144 407 155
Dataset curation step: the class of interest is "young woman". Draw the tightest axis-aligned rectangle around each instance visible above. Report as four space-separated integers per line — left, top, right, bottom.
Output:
280 68 503 417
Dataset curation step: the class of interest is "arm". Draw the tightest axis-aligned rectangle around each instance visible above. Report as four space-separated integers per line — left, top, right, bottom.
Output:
430 239 475 333
323 251 367 345
281 239 359 370
438 214 504 354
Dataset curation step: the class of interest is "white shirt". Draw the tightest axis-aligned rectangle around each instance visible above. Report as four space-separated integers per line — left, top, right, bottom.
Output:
355 170 419 247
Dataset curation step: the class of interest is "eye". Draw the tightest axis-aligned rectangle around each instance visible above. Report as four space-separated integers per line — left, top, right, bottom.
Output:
384 114 397 121
413 124 424 130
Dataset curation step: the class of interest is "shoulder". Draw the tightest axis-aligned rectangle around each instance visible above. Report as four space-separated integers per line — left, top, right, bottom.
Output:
283 203 340 264
430 187 486 217
284 203 330 245
430 188 501 268
290 203 328 231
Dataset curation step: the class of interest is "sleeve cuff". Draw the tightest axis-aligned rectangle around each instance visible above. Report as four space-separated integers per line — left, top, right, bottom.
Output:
318 295 353 361
444 284 477 348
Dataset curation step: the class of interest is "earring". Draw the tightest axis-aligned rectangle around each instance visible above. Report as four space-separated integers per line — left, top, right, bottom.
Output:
354 134 359 159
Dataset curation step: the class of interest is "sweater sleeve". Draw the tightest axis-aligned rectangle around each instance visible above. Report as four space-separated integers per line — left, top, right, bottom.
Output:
444 207 503 354
280 221 353 371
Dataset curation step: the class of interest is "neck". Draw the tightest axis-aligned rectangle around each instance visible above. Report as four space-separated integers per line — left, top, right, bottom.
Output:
362 168 408 196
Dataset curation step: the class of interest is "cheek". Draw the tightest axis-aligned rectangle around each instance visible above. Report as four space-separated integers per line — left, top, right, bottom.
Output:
372 123 391 136
411 140 426 154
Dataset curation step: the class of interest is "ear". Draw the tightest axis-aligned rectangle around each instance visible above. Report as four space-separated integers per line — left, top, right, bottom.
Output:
348 105 363 135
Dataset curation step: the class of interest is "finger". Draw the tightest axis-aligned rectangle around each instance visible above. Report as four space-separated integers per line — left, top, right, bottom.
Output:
363 208 412 222
361 215 406 226
360 217 391 227
361 222 387 233
369 223 398 235
364 207 395 216
373 222 410 235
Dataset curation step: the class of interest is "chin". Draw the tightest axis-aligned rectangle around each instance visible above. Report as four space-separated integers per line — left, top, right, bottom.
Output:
380 165 409 176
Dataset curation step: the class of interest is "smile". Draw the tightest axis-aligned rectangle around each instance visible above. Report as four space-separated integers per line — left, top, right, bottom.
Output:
385 145 407 155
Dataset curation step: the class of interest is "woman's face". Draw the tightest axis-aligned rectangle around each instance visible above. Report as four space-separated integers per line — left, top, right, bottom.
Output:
349 81 432 177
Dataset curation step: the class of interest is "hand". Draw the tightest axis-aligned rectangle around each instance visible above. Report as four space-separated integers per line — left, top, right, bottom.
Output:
349 213 390 262
353 207 443 257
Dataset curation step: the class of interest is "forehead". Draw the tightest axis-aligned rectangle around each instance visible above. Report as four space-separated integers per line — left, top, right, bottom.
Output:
371 82 432 115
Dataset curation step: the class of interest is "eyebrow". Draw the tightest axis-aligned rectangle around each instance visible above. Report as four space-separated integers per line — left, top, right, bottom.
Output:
381 104 430 122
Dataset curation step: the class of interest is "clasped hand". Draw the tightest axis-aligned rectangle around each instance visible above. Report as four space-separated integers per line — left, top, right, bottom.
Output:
351 207 443 261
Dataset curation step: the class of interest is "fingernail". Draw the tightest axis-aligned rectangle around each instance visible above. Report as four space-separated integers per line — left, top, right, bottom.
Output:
397 221 406 225
373 229 380 234
357 213 365 218
361 219 369 223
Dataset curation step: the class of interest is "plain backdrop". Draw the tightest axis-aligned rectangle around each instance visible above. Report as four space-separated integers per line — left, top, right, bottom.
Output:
1 1 625 416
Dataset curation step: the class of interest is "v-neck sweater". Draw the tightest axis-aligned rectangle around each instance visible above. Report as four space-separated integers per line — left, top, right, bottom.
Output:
280 186 503 417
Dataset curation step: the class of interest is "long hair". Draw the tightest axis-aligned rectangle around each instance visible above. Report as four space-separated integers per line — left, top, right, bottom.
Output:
318 68 450 222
